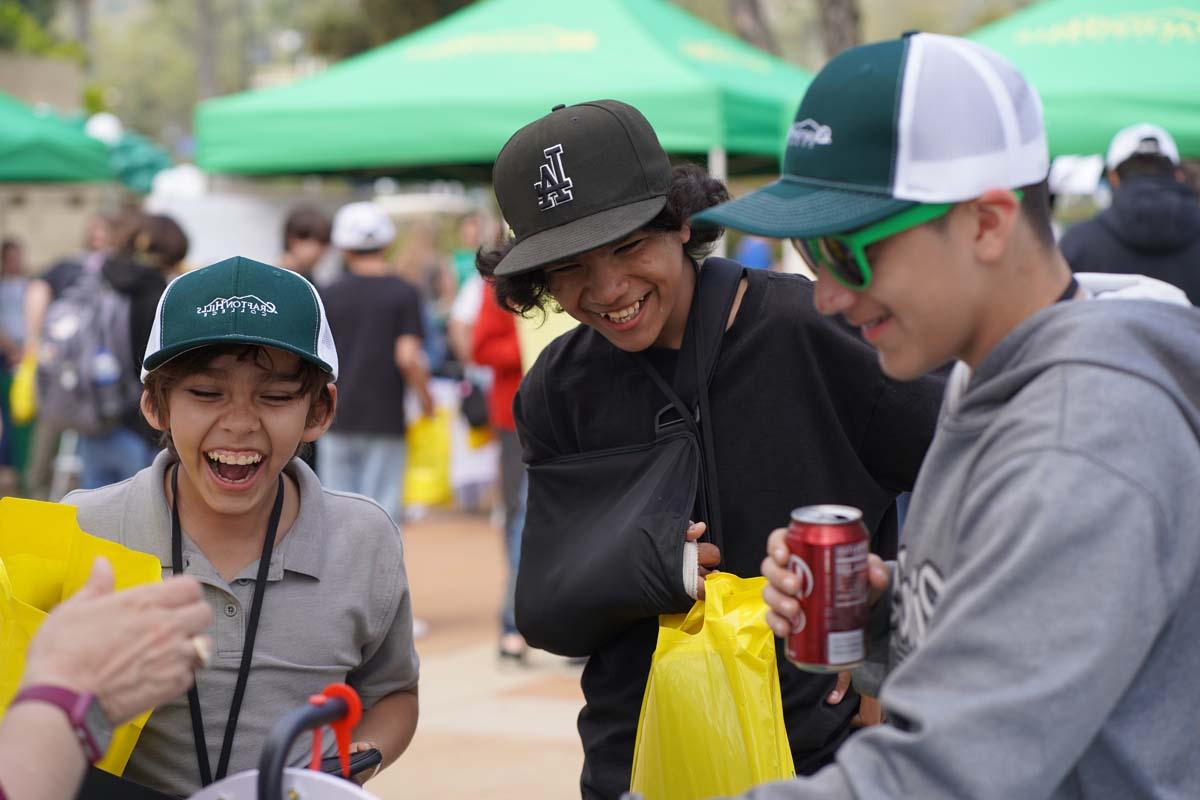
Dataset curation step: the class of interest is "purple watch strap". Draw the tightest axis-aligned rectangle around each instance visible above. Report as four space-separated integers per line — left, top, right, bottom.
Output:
10 685 102 763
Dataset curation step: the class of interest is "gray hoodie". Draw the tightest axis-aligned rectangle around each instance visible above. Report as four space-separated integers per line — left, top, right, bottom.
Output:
739 276 1200 800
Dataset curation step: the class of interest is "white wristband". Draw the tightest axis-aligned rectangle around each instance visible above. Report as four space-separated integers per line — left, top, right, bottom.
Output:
682 541 699 600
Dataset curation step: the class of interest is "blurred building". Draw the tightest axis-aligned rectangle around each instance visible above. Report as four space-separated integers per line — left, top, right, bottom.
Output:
0 184 115 274
0 54 83 109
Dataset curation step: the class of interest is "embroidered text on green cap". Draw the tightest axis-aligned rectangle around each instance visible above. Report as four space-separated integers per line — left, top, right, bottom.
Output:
141 256 338 381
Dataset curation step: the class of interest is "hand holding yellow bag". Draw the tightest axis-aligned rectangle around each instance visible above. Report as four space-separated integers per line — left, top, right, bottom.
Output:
630 573 795 800
0 497 163 776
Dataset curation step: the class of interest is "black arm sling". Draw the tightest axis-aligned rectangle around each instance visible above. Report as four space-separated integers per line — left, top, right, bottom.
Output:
514 258 744 657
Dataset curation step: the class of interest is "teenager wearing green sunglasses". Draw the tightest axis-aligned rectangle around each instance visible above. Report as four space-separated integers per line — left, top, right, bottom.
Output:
693 31 1200 800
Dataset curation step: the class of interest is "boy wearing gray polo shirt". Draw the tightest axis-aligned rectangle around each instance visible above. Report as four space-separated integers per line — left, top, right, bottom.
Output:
64 256 420 798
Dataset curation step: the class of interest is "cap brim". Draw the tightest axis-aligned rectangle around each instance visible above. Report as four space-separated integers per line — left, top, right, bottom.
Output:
141 335 335 382
691 177 916 238
495 196 667 277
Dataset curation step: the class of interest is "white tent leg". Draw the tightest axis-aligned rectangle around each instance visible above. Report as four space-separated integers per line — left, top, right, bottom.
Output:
707 146 728 258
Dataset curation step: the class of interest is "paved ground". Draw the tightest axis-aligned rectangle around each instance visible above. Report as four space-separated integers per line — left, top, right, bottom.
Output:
366 510 585 800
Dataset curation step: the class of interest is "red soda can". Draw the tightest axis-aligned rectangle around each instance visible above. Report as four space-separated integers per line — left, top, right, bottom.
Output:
783 504 870 672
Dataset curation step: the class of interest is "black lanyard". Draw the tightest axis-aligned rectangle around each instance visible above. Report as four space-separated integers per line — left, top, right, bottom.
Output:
170 465 284 786
1056 276 1079 304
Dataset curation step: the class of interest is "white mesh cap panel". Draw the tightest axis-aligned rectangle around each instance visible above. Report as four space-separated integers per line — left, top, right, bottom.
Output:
979 43 1045 148
893 34 1048 203
301 273 339 381
140 273 177 382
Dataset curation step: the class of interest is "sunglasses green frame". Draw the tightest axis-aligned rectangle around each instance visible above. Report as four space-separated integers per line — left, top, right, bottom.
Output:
791 202 954 291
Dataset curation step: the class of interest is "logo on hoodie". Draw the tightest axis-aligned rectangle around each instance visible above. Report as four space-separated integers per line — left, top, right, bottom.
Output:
892 547 945 657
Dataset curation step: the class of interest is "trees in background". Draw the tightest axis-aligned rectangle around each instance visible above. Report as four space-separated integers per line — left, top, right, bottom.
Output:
0 0 81 59
814 0 861 57
300 0 471 60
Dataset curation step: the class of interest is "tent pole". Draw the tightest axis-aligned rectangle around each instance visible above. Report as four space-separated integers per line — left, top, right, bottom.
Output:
707 146 728 257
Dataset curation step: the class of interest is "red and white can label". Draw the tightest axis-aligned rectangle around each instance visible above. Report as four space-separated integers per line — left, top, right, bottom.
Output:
785 540 868 668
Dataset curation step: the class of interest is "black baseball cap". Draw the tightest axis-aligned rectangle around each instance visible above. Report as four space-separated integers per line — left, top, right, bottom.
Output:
492 100 672 277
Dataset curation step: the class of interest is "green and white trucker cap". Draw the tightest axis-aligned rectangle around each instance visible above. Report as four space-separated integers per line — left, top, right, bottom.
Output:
141 256 338 381
693 32 1049 238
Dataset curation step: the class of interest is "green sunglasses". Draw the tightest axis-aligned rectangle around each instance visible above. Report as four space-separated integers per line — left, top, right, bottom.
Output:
791 202 954 291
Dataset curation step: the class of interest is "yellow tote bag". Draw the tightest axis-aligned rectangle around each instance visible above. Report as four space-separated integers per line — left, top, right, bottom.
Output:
0 497 163 775
9 355 37 425
630 573 795 800
403 407 453 507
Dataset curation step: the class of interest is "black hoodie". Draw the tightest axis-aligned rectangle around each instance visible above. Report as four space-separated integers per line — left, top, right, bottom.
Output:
1060 175 1200 305
101 254 168 443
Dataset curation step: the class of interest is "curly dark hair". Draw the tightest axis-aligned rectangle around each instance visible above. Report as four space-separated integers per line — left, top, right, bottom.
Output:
477 162 730 316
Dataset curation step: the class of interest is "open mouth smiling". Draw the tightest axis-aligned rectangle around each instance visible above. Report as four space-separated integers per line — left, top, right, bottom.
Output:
205 449 265 485
598 292 650 325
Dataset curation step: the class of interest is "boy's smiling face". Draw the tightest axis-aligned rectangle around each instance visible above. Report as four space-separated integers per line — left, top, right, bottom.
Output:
545 226 693 352
144 347 335 520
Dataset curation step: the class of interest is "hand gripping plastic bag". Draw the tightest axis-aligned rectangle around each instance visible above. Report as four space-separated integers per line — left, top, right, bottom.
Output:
0 497 163 775
630 573 795 800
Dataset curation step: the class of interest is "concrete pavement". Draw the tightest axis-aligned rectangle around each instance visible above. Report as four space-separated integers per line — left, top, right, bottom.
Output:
367 511 586 799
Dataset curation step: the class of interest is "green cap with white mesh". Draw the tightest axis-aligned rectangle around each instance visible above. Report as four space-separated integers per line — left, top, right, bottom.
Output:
141 256 338 381
693 32 1049 238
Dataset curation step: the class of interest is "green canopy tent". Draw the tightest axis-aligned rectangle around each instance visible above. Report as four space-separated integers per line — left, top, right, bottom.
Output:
0 92 112 182
106 131 173 194
57 111 175 194
970 0 1200 158
195 0 813 179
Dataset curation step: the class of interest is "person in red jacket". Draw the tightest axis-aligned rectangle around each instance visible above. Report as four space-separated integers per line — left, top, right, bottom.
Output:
471 281 527 659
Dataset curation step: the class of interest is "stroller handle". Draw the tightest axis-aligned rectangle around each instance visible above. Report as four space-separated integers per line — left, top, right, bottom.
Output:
256 697 350 800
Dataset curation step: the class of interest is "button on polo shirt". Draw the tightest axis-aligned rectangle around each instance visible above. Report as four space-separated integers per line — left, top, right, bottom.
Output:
65 451 419 799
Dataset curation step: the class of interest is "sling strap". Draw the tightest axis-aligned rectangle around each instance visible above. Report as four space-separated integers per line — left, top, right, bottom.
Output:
633 257 744 558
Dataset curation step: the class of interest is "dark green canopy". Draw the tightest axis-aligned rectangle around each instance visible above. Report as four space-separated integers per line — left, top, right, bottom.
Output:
196 0 813 175
0 92 112 182
971 0 1200 157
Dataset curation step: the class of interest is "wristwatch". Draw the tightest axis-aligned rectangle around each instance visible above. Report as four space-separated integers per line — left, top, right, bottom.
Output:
10 685 114 763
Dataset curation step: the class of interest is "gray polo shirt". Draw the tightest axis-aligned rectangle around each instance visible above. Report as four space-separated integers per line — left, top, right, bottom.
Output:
65 451 419 798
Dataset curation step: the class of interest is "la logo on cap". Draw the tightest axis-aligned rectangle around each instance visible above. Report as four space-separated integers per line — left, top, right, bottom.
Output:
788 119 833 149
535 144 574 211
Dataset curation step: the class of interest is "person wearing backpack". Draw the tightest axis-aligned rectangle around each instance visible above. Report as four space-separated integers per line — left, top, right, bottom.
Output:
71 214 188 489
21 214 116 499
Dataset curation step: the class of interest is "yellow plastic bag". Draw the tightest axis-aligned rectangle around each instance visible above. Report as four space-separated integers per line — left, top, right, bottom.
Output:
631 573 795 800
9 355 36 425
403 408 453 506
0 497 163 775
